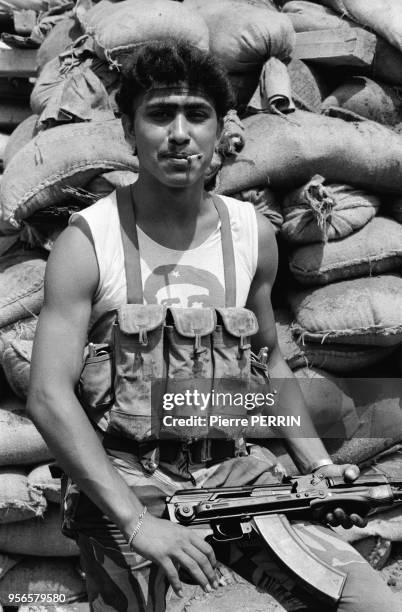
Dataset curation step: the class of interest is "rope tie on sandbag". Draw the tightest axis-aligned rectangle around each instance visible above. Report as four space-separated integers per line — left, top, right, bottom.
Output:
34 141 43 166
218 110 245 157
303 175 336 242
104 48 121 72
267 105 301 126
59 34 92 75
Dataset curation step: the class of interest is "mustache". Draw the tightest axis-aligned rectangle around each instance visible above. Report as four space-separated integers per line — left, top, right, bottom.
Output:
160 152 203 160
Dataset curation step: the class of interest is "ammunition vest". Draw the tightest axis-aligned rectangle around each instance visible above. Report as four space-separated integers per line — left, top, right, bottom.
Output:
77 186 271 444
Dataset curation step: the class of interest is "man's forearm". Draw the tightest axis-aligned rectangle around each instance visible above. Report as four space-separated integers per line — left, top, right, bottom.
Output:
27 387 144 539
268 356 331 474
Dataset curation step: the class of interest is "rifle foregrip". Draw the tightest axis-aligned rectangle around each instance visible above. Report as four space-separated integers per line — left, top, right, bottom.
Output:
311 484 394 518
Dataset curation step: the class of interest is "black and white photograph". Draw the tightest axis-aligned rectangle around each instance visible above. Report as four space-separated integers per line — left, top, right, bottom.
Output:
1 0 402 610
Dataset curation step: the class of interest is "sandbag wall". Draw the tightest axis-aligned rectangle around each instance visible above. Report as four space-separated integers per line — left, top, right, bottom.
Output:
0 390 86 605
0 243 86 604
0 0 402 604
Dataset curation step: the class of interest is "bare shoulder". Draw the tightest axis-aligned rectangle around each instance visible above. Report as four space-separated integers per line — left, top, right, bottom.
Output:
254 211 278 283
45 217 99 306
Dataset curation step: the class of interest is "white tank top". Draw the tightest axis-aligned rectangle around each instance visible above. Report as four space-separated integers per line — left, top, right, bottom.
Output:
70 191 258 329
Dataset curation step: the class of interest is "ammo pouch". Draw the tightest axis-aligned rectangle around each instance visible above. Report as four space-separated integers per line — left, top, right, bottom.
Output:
78 187 271 450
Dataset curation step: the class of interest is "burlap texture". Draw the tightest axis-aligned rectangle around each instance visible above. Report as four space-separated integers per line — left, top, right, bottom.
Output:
290 275 402 346
0 467 47 524
84 0 209 63
289 217 402 285
2 338 32 399
0 397 53 466
184 0 295 72
282 175 380 244
0 558 85 605
0 118 137 229
215 111 402 195
0 246 46 329
0 505 78 556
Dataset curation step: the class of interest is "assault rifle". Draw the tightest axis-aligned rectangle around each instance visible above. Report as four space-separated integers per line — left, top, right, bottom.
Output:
166 473 402 605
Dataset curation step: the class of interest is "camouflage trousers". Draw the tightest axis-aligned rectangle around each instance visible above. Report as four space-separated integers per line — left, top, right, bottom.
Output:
65 448 401 612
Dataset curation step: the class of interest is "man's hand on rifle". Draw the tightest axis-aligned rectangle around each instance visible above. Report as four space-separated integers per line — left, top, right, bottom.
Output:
129 513 219 598
314 463 368 529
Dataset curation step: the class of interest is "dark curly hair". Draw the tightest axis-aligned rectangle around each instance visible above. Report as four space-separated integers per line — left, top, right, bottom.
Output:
115 40 235 120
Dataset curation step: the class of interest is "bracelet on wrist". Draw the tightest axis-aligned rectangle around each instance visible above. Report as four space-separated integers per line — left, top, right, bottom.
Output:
128 506 148 550
308 458 334 473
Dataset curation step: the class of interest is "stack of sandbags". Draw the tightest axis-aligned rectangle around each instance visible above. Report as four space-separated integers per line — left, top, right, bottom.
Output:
0 228 85 600
214 110 402 375
31 0 210 128
0 395 85 607
311 0 402 55
0 0 75 51
215 110 402 195
0 118 138 232
0 237 44 397
0 0 251 247
183 0 296 111
275 170 402 373
282 0 402 88
321 77 402 132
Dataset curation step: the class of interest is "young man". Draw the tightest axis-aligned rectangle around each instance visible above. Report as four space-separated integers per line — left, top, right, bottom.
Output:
27 42 400 611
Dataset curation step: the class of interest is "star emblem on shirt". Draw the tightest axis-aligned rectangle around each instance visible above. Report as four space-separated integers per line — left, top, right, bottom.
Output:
172 271 180 278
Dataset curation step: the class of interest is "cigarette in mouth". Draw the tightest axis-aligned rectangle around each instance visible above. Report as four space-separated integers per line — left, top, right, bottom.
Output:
187 153 203 165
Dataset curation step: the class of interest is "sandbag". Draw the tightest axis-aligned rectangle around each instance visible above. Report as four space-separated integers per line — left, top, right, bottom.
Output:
390 198 402 223
288 59 333 113
37 15 83 71
330 399 402 466
86 169 138 199
337 506 402 545
231 186 283 231
0 558 85 605
296 344 395 374
229 71 261 109
0 245 46 328
215 110 402 196
2 338 32 398
290 275 402 346
184 0 294 72
0 505 77 555
83 0 209 64
30 56 114 127
2 114 39 169
283 0 402 87
0 397 53 466
274 308 394 373
0 132 9 165
0 118 138 229
283 0 345 31
0 467 47 523
294 366 358 437
290 217 402 286
316 0 402 54
322 77 402 128
0 234 19 258
0 553 20 582
0 0 45 10
0 316 37 360
28 463 61 504
281 175 379 243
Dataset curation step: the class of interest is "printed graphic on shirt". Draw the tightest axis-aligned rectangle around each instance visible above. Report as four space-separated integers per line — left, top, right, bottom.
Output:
143 264 225 308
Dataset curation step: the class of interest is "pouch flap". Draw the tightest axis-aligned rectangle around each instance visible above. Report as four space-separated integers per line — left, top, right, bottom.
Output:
117 304 165 335
217 308 259 337
169 307 216 338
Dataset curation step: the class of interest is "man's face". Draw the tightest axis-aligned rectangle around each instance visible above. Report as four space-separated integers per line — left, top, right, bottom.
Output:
127 85 221 188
